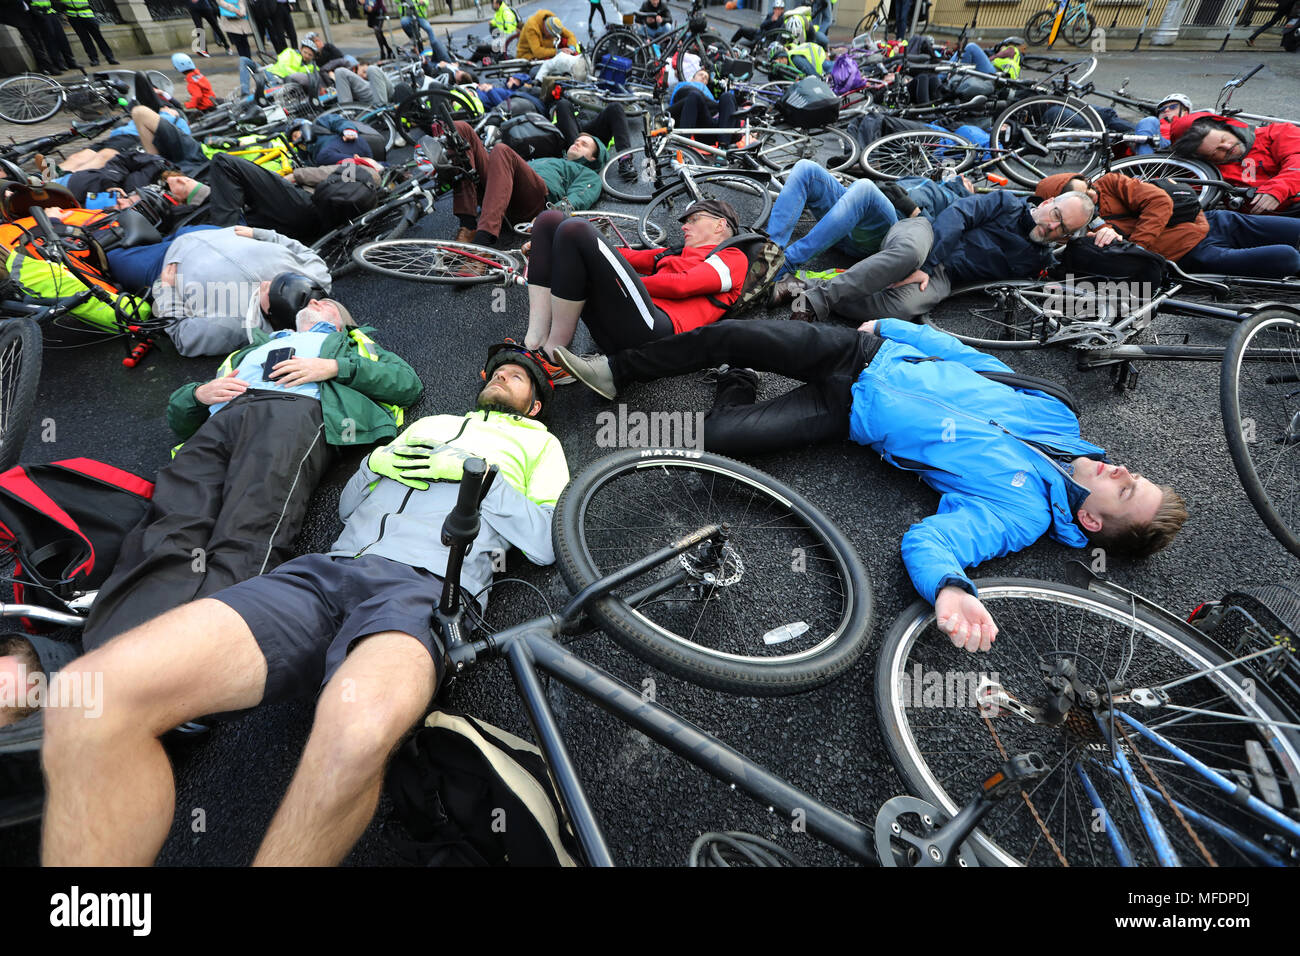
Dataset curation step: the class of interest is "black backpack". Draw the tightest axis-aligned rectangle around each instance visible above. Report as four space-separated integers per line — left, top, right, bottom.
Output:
385 709 582 867
311 164 379 228
0 459 153 622
499 111 567 160
1057 236 1168 290
1148 177 1202 226
777 76 840 129
652 232 786 320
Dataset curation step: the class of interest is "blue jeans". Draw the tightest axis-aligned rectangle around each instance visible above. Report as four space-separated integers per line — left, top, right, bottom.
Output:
402 14 449 60
1181 211 1300 278
767 159 899 268
1132 116 1165 156
791 53 820 76
238 55 261 96
638 22 671 39
960 43 996 75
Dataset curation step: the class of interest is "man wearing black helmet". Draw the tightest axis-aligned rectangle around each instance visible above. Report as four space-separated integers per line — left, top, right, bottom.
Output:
43 343 568 868
77 277 422 651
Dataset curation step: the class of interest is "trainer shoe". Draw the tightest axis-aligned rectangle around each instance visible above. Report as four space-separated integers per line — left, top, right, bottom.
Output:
768 273 808 308
618 155 637 181
533 349 575 386
553 347 615 398
454 226 475 243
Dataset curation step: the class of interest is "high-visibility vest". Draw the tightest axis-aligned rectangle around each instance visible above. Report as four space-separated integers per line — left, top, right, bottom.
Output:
787 41 827 75
491 1 518 34
992 48 1022 80
61 0 98 19
29 0 58 14
400 0 428 18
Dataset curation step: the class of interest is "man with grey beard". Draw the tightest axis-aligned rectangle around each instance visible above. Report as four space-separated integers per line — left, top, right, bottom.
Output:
771 191 1096 323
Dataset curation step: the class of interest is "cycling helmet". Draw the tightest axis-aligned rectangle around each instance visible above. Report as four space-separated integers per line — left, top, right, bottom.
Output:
482 341 554 418
1001 35 1027 47
267 272 328 330
1157 92 1192 112
171 52 196 73
545 15 564 39
766 40 789 61
786 15 806 44
448 85 485 119
290 117 314 143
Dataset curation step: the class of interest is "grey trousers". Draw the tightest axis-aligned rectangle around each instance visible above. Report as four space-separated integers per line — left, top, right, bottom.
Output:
334 67 375 105
805 217 953 323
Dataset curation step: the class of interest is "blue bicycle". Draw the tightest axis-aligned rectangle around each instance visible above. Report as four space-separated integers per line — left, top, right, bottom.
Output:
877 562 1300 866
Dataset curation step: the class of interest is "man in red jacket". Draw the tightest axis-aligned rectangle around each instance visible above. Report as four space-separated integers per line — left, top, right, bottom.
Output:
1170 112 1300 214
520 200 748 379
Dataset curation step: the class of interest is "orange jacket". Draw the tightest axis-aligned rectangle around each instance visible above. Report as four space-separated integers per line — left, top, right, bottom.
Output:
1035 171 1208 262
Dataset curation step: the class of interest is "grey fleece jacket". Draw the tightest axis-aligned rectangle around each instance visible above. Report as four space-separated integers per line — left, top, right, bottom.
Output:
328 422 566 610
150 226 332 358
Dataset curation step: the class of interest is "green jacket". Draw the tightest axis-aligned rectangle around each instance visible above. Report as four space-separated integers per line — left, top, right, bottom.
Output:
167 325 423 447
528 157 602 209
267 47 318 80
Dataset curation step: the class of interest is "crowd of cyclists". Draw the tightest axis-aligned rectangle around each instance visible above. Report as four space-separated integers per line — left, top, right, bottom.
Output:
0 0 1298 866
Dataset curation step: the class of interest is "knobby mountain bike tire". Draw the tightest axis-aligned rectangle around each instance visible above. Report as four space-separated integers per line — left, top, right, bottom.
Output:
638 171 773 247
876 578 1300 866
352 239 519 285
0 317 43 473
553 449 873 696
1221 306 1300 560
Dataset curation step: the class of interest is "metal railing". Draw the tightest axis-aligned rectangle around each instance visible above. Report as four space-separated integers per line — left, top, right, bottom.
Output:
89 0 125 24
923 0 1287 33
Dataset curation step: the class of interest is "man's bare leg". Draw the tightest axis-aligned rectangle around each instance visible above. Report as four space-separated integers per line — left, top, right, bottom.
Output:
57 147 119 171
253 631 437 866
130 104 162 156
41 599 267 865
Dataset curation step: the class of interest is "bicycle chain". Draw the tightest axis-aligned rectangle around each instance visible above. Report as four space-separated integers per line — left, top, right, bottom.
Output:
981 711 1069 867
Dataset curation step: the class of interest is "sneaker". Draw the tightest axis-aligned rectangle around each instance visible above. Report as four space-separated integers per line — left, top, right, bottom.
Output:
533 350 575 385
196 49 210 57
617 155 637 181
552 347 615 398
454 226 475 243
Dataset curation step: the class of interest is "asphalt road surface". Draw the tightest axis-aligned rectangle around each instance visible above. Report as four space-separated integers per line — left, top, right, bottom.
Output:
1 11 1299 866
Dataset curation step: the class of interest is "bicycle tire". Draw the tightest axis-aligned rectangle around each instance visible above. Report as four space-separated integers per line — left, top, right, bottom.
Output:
0 318 43 473
0 74 64 125
553 449 873 696
599 142 711 203
858 129 978 182
313 196 419 279
991 94 1105 188
1221 306 1300 559
512 210 667 247
922 281 1066 350
1065 11 1097 46
1025 10 1057 45
352 239 519 285
639 171 773 247
1102 155 1221 209
876 578 1300 867
746 125 860 175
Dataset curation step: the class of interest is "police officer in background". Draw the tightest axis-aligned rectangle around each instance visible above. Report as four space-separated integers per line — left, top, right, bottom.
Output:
61 0 119 66
0 0 58 72
28 0 80 72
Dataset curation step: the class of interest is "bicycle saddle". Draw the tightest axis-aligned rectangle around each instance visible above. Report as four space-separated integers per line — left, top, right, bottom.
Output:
1019 127 1050 157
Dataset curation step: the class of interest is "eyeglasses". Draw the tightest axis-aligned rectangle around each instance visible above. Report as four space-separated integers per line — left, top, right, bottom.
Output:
684 213 725 227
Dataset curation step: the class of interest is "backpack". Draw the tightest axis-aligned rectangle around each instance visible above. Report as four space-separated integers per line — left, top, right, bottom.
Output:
1056 237 1168 292
828 53 866 95
654 232 786 320
777 76 840 129
498 111 567 160
311 164 380 227
0 459 153 624
1148 177 1202 226
385 709 582 867
1283 16 1299 51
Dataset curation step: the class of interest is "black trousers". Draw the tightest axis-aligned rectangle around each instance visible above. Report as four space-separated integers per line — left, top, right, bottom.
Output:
609 319 883 457
190 5 230 48
206 152 322 239
82 393 331 651
669 89 739 145
270 1 297 50
32 11 77 69
2 6 55 70
68 16 115 62
552 101 631 153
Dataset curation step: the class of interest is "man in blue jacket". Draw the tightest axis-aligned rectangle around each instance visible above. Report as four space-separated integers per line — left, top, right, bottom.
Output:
772 189 1095 323
557 318 1187 651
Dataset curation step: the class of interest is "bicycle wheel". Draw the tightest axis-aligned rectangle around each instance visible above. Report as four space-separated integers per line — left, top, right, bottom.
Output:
876 579 1300 867
1221 306 1300 559
1102 155 1221 209
858 129 978 182
312 197 419 279
746 125 859 175
1065 11 1097 46
352 239 518 285
512 210 666 248
600 142 711 203
0 74 63 125
922 281 1068 350
1028 55 1098 94
1024 9 1057 45
639 171 773 247
554 449 873 696
991 94 1106 188
0 318 42 473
